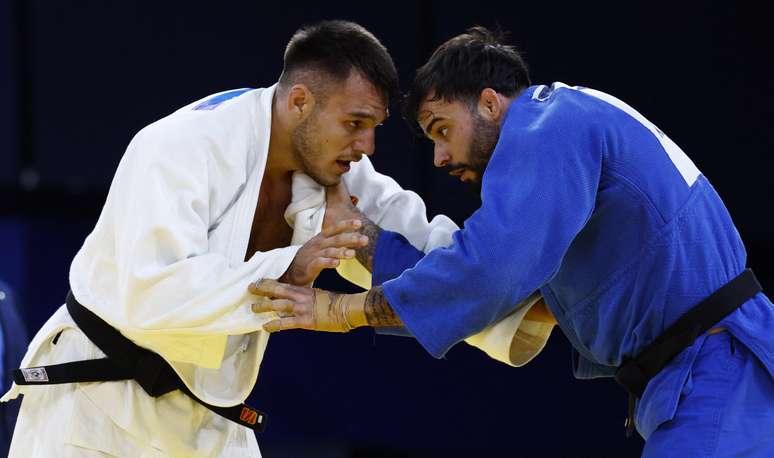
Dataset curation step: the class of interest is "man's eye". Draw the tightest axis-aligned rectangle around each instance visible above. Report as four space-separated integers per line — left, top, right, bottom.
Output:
348 121 361 129
438 127 448 137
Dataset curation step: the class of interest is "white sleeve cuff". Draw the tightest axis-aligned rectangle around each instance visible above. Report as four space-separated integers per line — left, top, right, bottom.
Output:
464 293 554 367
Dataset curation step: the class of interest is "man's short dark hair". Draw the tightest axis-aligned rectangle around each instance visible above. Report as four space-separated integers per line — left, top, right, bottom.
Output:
404 26 531 133
279 20 399 105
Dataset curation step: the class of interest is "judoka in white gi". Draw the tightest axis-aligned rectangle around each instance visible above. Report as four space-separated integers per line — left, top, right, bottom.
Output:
2 21 549 457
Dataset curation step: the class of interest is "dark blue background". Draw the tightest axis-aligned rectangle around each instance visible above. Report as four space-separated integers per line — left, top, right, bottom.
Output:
1 2 771 456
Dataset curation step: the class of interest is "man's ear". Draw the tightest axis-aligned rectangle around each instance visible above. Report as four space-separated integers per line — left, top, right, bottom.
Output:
286 84 316 122
477 88 502 122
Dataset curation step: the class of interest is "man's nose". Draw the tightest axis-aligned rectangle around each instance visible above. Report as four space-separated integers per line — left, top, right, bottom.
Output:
353 129 376 157
433 145 450 168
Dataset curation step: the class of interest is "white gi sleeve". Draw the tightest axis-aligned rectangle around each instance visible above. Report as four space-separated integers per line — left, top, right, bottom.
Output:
463 293 555 367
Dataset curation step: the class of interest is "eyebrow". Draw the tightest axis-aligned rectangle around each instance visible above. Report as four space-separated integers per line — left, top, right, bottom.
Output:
349 109 389 126
350 111 390 127
348 110 377 120
423 116 444 136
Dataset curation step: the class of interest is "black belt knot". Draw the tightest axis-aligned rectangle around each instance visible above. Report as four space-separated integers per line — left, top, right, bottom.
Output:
134 352 178 397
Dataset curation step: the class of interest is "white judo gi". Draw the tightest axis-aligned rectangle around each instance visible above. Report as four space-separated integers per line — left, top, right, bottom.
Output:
2 85 552 457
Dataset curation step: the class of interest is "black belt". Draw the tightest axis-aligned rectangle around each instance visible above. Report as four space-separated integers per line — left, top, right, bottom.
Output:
615 268 762 437
12 291 267 432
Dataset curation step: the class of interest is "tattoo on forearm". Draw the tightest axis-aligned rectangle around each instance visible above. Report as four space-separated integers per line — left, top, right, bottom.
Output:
354 210 382 272
364 286 403 327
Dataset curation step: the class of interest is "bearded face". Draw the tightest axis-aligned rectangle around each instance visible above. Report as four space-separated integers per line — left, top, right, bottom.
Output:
419 97 502 194
451 109 500 190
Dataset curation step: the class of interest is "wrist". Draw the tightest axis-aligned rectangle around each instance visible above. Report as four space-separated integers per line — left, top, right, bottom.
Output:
341 292 369 329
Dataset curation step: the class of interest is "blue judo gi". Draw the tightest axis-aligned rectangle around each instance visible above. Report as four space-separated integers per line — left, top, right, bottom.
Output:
373 83 774 456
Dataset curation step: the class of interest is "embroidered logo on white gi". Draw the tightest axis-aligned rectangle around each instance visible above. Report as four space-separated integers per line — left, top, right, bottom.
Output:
20 367 49 383
193 88 252 111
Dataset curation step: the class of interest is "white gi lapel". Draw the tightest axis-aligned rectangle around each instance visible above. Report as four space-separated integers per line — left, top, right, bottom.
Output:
225 85 276 267
283 173 374 289
285 172 325 247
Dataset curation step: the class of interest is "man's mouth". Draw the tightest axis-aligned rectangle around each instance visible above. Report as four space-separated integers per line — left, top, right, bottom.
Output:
335 155 362 173
449 167 465 179
336 160 351 173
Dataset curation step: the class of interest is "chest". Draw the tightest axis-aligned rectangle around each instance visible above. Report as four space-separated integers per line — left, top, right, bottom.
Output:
244 179 294 259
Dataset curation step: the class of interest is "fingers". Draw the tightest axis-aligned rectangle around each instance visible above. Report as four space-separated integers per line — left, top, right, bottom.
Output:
323 247 355 259
248 278 305 299
263 317 305 333
251 297 294 314
309 256 341 274
318 246 356 260
305 248 360 279
321 218 362 238
319 233 369 250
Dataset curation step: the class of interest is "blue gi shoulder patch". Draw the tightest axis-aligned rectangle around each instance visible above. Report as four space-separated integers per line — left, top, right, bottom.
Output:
193 88 252 111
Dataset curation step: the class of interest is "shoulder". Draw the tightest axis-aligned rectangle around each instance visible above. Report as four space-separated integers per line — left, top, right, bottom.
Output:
131 87 270 157
508 84 611 131
495 85 576 151
173 87 265 114
484 84 612 183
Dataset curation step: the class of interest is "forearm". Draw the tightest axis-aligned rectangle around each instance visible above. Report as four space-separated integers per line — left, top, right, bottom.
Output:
363 286 403 327
351 208 383 272
252 280 402 332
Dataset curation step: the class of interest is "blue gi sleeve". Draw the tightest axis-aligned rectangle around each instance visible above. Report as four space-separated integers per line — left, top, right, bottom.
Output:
372 230 425 337
381 110 603 357
372 230 425 286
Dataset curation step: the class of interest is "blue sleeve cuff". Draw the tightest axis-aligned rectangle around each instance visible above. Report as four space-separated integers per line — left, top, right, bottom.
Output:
382 279 451 358
372 230 425 286
371 230 425 339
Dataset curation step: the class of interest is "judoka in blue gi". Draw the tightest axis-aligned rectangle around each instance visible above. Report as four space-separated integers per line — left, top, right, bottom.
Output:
250 27 774 456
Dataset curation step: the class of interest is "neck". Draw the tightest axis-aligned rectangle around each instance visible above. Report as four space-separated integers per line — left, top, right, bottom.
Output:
266 92 299 181
497 96 516 128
